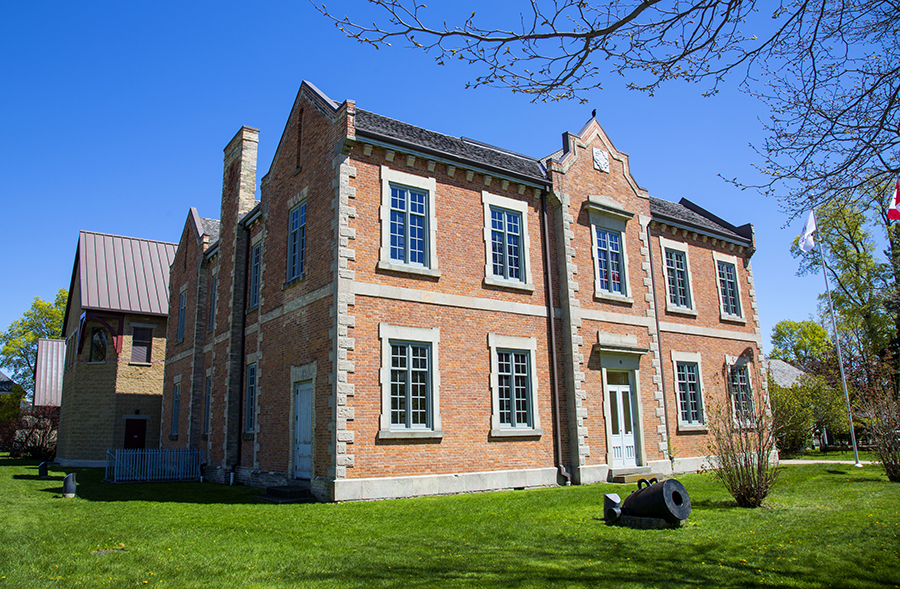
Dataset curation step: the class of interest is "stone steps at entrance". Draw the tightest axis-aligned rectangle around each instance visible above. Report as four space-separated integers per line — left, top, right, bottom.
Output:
256 481 316 504
608 466 662 484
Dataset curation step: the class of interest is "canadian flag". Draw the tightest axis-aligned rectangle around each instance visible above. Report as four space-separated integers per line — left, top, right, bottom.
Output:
890 180 900 221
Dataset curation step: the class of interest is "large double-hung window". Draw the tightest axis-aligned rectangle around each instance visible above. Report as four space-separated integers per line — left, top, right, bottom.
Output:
594 227 624 294
390 185 428 266
713 251 745 322
389 342 431 429
378 324 442 438
287 202 306 282
488 333 541 436
586 195 633 301
728 363 754 422
481 191 533 290
659 236 695 313
497 349 532 428
490 207 523 281
378 166 439 277
249 242 261 308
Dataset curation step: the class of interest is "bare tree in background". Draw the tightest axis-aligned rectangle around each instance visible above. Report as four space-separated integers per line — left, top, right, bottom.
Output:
316 0 899 216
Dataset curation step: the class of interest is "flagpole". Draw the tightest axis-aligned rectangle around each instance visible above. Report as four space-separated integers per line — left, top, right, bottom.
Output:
813 209 863 467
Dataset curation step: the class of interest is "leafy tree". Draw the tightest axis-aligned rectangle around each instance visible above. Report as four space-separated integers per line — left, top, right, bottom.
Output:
0 289 67 398
0 385 25 451
317 0 899 212
768 376 813 456
769 320 831 371
791 188 899 383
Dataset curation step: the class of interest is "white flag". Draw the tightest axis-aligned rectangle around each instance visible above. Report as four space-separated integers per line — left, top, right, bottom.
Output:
799 210 817 253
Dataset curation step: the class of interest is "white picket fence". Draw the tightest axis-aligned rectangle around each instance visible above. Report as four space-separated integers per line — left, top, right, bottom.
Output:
105 448 208 483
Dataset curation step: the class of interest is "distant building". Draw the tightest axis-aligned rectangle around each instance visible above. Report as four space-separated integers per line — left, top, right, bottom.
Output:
767 358 807 388
0 370 17 395
34 338 65 407
56 230 177 466
162 81 766 501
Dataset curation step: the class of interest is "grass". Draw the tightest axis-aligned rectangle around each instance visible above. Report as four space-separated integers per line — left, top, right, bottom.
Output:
793 448 879 462
1 456 898 588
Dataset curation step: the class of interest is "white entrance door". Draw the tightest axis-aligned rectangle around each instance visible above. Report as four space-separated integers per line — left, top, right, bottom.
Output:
293 381 313 479
608 372 638 468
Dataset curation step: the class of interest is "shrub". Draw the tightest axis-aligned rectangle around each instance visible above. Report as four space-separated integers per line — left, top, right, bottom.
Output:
15 405 59 461
0 389 25 451
859 388 900 482
768 378 813 456
707 376 779 508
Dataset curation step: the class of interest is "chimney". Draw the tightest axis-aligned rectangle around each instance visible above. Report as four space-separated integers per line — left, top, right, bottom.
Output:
221 126 259 222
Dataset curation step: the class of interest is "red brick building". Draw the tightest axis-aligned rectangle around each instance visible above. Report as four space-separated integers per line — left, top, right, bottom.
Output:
162 81 766 501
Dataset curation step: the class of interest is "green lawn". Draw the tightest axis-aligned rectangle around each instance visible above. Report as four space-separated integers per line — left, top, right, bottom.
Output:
1 456 897 588
793 448 879 462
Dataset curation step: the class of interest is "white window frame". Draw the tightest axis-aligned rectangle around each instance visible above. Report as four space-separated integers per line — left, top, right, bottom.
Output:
245 363 257 433
725 354 755 426
586 196 634 303
378 324 442 439
249 241 262 309
176 287 187 341
659 236 697 315
670 350 707 431
712 251 746 323
481 191 534 291
488 333 542 437
208 273 217 331
286 201 307 283
170 382 180 437
203 375 212 436
378 166 440 278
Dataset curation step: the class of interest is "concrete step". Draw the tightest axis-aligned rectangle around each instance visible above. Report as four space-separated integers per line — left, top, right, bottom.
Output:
256 482 316 504
608 467 659 484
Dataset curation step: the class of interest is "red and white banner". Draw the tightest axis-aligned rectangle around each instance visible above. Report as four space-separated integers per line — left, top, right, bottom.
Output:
889 180 900 221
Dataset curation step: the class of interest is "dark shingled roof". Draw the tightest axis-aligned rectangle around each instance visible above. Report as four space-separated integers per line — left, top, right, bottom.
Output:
355 109 547 184
200 217 220 243
650 197 751 244
0 370 15 394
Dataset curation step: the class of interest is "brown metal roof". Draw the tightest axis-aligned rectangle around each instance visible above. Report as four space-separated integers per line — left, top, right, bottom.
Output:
35 338 65 407
78 230 178 316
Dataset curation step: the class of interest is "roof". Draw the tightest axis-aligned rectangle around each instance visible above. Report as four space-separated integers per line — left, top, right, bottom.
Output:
649 197 752 245
355 109 548 184
75 230 178 317
34 339 64 407
768 359 807 388
0 370 15 394
200 217 220 243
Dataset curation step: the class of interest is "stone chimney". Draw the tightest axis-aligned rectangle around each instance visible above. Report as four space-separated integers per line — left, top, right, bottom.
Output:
221 126 259 223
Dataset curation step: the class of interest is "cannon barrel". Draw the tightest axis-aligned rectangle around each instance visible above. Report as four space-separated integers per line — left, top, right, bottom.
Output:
620 478 691 523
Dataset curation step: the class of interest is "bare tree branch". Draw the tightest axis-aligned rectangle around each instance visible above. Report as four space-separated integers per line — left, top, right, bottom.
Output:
316 0 900 215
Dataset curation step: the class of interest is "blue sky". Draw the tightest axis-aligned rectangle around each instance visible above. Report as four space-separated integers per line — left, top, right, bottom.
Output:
0 1 823 361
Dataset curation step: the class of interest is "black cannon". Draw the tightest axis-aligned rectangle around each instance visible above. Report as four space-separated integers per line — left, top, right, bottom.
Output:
622 478 691 523
605 477 691 527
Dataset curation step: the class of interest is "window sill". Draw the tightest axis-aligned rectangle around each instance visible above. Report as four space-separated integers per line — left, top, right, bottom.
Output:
87 361 107 365
242 433 255 441
665 305 698 317
246 304 259 313
720 313 747 325
594 291 634 305
483 276 535 292
490 428 543 438
378 429 444 440
168 434 178 441
128 362 152 367
677 423 708 433
175 339 185 345
283 275 305 290
377 261 441 279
